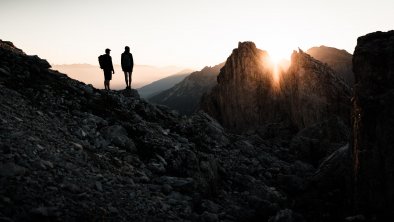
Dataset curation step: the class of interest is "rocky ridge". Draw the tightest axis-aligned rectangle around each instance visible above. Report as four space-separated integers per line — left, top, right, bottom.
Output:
201 42 279 132
282 49 351 130
307 46 354 87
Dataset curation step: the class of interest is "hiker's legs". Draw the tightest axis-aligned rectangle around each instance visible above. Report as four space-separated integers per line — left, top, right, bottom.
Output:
108 80 110 90
128 72 132 87
104 80 109 90
104 70 111 90
123 71 129 87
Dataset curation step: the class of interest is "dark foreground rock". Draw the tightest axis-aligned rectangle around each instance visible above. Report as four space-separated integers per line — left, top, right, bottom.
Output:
351 30 394 220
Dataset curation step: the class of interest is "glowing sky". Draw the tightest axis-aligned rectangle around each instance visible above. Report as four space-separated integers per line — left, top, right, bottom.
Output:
1 0 393 69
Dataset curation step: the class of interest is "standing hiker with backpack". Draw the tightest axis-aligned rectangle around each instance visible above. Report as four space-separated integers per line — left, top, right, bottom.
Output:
121 46 134 89
98 48 114 90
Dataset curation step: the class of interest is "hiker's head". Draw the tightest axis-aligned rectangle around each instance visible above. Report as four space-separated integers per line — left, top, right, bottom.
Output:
105 48 111 54
125 46 130 52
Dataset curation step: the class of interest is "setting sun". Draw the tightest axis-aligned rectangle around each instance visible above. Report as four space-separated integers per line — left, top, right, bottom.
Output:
259 46 293 89
267 48 291 66
265 47 293 87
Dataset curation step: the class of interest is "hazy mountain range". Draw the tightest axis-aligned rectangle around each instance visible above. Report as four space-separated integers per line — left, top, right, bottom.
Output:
149 63 224 115
137 69 194 98
52 63 188 89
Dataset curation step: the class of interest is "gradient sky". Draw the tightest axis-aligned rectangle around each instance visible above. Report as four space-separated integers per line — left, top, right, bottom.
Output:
1 0 393 70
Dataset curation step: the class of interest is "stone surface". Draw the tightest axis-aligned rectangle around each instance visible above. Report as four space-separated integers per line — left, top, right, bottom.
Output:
201 42 278 132
290 117 349 166
281 49 351 130
351 30 394 219
0 163 26 177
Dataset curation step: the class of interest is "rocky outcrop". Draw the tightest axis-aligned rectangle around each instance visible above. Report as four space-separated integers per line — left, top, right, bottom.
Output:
307 46 354 87
282 49 351 130
201 42 280 132
351 30 394 219
150 63 223 115
201 42 351 135
290 117 349 166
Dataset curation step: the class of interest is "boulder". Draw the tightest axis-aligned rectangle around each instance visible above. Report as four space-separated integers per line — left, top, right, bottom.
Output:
102 125 136 152
290 117 349 166
268 209 300 222
0 162 26 177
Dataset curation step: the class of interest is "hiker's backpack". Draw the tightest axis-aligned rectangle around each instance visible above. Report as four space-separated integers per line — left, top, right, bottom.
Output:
98 55 105 69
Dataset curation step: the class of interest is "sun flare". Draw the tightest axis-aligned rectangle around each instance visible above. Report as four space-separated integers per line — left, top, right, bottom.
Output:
263 48 292 88
268 49 291 66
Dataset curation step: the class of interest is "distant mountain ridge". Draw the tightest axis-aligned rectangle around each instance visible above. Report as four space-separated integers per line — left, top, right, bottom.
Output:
149 63 224 115
306 45 353 86
137 69 193 99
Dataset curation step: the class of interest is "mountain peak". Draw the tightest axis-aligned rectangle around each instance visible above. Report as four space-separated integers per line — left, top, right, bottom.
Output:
306 45 354 86
201 43 277 131
237 41 256 49
216 41 271 86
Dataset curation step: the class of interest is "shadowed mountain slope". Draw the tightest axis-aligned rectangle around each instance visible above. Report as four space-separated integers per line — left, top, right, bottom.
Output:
306 46 353 87
149 63 224 115
137 69 192 99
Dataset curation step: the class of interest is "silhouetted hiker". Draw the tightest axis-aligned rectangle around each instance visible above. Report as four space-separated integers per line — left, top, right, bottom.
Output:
98 48 114 90
121 46 134 89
